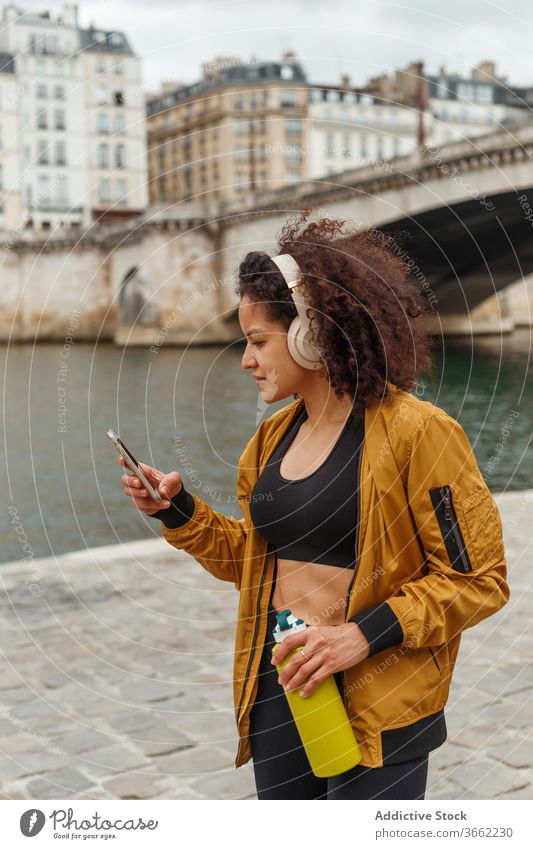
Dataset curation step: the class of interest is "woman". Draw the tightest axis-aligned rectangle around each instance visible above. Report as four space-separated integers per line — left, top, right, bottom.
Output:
118 214 509 800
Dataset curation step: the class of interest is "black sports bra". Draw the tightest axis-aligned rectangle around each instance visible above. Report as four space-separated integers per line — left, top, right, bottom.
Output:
249 402 364 568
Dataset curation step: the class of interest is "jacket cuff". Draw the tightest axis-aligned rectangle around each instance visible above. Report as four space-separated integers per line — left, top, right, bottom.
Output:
149 486 196 529
349 602 404 656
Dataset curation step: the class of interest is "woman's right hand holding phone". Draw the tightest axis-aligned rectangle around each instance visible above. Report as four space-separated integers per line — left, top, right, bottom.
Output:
118 456 183 515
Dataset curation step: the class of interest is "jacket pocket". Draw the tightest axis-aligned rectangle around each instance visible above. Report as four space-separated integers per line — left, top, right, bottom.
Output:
429 485 473 573
428 646 442 675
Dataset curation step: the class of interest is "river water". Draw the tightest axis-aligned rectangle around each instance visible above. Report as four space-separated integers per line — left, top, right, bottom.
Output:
2 331 532 564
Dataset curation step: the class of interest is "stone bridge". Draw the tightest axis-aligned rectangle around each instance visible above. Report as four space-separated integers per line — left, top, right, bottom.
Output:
2 124 533 343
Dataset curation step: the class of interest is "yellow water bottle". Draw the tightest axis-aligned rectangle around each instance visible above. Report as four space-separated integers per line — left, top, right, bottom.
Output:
272 609 362 778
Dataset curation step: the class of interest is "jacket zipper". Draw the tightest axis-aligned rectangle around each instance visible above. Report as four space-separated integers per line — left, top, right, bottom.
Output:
343 443 364 621
235 540 272 728
341 435 364 708
429 485 473 574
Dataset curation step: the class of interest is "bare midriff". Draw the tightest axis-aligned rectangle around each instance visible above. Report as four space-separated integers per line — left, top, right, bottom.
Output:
270 414 354 626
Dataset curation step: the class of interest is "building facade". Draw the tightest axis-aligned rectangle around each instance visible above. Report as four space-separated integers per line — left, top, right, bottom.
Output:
0 3 147 233
306 79 420 178
146 52 308 207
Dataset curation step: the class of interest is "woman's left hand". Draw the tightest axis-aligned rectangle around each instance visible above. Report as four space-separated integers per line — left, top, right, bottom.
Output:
271 622 371 698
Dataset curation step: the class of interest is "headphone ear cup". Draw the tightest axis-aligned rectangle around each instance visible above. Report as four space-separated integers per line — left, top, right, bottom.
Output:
287 317 323 370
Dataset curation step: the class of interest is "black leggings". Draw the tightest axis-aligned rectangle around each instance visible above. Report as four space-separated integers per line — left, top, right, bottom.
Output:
249 601 429 800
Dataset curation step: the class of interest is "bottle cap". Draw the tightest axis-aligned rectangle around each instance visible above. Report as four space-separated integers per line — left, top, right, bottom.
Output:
273 609 307 642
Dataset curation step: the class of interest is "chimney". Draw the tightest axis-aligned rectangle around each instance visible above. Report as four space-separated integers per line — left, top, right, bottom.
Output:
59 4 79 28
282 51 297 64
472 60 506 84
159 80 185 94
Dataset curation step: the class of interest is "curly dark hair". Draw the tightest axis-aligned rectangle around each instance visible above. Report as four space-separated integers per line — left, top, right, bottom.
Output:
235 211 435 418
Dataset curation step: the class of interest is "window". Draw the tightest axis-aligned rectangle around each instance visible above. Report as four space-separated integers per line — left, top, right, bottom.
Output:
116 179 127 202
234 172 246 190
96 58 106 74
376 135 384 157
37 139 48 164
54 85 65 101
250 91 257 109
36 83 47 99
56 174 68 204
98 143 109 167
113 91 125 106
234 93 244 110
96 86 107 106
115 144 126 167
233 145 246 163
326 90 339 103
55 140 66 165
281 64 294 80
44 35 59 54
234 118 245 134
37 174 50 202
97 112 109 134
286 171 300 184
285 118 301 136
286 146 301 164
325 133 335 157
98 179 110 203
475 85 493 104
281 89 298 107
393 136 400 156
113 114 125 133
360 135 367 157
342 134 352 157
310 88 323 103
36 109 47 130
55 109 65 131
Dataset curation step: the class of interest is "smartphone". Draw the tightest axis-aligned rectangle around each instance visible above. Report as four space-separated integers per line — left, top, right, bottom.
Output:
107 430 162 503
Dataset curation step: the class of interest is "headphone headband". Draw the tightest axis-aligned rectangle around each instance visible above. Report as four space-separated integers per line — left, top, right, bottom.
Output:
269 253 323 370
269 254 302 290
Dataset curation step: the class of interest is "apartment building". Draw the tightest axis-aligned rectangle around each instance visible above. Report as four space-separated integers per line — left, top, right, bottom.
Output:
150 54 532 205
368 60 530 148
146 52 308 206
0 3 147 233
0 51 21 227
426 62 530 145
307 76 420 178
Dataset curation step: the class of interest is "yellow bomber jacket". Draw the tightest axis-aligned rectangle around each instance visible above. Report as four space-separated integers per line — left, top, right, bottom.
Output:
160 385 510 768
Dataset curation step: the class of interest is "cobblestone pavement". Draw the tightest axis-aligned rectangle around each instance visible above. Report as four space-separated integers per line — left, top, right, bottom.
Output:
1 492 531 800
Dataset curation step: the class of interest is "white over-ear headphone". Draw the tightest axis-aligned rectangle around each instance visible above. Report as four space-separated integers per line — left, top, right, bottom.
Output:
270 254 323 371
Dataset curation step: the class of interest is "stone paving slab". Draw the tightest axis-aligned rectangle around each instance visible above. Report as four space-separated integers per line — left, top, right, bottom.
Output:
0 492 531 800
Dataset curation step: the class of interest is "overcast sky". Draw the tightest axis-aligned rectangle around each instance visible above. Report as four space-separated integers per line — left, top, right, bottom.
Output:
19 0 533 92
